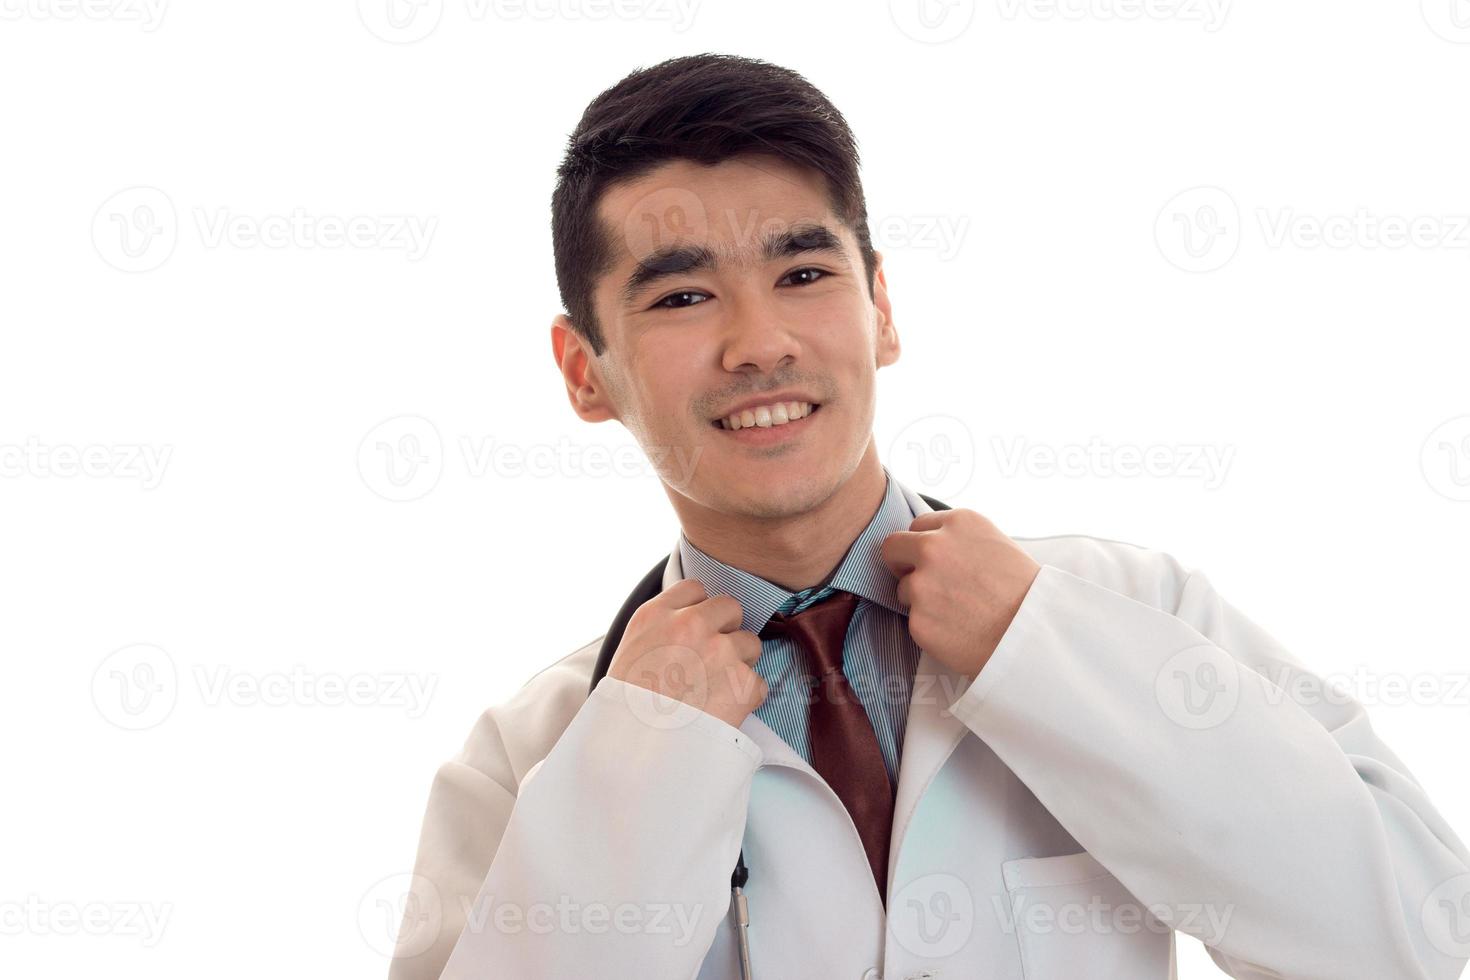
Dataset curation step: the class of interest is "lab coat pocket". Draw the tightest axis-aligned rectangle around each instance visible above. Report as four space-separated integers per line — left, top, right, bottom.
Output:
1001 851 1172 978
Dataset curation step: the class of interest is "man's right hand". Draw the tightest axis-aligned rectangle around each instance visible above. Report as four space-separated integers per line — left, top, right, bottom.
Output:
607 578 768 730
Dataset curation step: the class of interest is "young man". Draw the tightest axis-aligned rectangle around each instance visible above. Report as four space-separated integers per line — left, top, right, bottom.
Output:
387 54 1470 979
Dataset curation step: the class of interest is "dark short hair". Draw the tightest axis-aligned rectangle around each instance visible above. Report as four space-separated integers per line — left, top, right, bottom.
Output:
551 53 877 356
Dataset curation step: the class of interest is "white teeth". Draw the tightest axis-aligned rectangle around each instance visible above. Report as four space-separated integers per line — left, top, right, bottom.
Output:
720 400 814 431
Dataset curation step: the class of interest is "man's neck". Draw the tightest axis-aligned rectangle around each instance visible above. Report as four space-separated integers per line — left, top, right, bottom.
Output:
669 446 889 593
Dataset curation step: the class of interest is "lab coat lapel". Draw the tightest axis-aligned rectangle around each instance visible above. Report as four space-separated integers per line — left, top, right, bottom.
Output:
888 480 975 891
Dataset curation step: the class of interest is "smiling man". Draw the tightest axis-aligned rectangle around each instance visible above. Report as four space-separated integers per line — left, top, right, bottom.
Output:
387 54 1470 980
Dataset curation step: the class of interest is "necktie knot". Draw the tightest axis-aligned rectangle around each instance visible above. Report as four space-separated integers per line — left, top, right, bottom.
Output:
760 589 861 678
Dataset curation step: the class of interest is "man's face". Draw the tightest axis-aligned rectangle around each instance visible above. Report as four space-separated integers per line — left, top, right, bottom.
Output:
554 153 898 519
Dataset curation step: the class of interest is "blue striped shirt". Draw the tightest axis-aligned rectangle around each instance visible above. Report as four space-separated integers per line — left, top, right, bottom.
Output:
676 465 920 789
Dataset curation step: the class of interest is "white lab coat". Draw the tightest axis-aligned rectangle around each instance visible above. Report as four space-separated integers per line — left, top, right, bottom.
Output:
387 481 1470 979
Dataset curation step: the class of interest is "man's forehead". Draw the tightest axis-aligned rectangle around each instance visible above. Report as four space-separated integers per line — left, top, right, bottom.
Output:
597 157 841 264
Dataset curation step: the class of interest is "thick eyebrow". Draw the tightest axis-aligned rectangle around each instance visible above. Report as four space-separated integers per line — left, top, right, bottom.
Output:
619 222 849 308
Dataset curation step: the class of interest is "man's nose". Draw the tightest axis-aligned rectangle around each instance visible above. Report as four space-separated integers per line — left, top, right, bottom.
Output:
719 301 801 375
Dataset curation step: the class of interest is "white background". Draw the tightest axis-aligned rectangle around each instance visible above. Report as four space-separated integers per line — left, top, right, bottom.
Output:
2 0 1468 976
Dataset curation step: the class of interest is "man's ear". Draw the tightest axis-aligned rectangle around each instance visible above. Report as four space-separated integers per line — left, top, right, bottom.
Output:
871 251 900 369
550 313 618 423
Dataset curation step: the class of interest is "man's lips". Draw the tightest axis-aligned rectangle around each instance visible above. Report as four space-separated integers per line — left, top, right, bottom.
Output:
710 402 821 428
710 403 822 440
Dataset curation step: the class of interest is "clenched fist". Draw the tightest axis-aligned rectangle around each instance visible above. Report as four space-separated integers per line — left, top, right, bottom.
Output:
607 578 768 730
879 508 1042 680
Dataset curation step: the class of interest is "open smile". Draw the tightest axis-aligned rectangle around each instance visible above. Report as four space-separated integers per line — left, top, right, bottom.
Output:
711 401 822 443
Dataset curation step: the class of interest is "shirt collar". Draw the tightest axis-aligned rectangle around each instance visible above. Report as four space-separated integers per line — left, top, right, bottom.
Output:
676 464 916 635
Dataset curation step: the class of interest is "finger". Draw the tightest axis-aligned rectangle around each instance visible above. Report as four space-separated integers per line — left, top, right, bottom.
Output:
697 593 747 634
894 573 912 611
908 510 950 532
729 630 763 666
879 529 927 576
658 577 708 609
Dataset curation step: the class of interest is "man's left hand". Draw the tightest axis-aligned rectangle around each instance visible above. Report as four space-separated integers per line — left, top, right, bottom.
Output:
879 508 1042 680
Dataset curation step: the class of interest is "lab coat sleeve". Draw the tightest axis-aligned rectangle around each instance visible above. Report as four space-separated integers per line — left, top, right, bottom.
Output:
945 559 1470 980
386 674 762 980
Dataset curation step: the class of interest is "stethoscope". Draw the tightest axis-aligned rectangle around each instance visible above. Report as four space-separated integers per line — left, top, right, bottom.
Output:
583 492 951 979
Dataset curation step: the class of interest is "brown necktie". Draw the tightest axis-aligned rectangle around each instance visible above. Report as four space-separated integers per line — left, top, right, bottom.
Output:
761 590 894 906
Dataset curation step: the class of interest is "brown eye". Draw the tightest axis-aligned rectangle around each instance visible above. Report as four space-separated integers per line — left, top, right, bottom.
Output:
782 268 828 286
652 290 710 310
